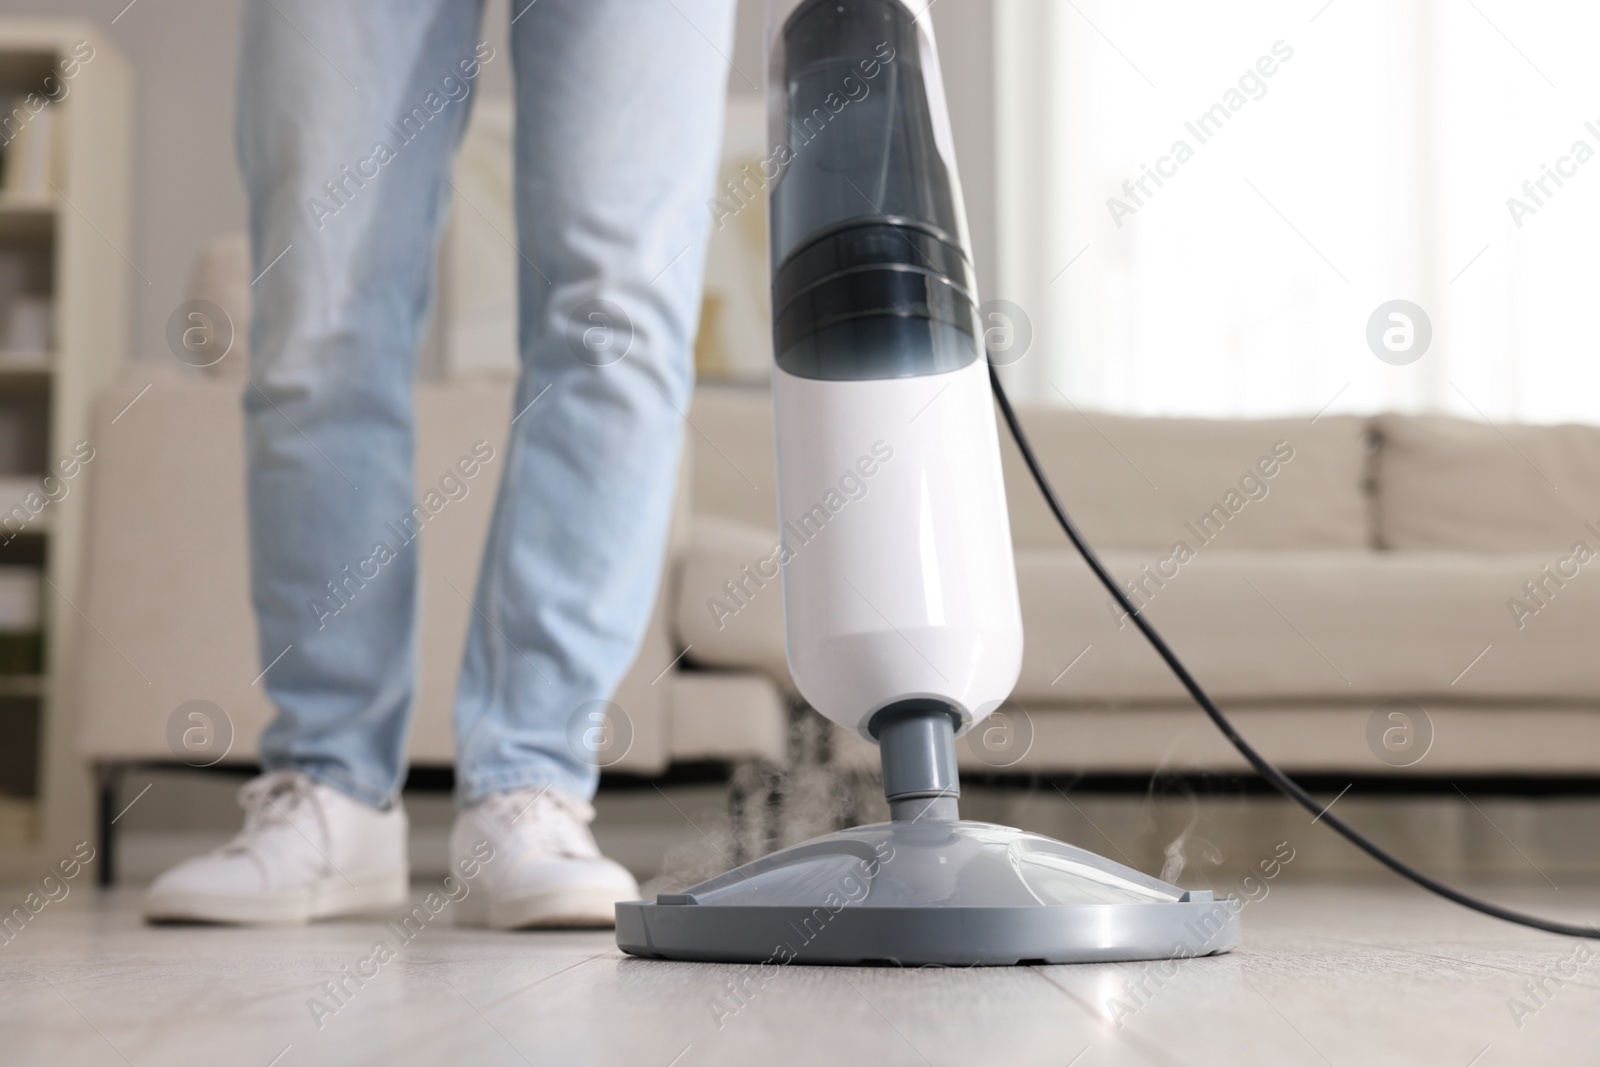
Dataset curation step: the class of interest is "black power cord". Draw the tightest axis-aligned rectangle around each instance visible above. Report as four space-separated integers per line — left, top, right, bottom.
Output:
988 363 1599 939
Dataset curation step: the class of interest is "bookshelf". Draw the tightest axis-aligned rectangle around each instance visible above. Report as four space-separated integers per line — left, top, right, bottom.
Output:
0 20 130 879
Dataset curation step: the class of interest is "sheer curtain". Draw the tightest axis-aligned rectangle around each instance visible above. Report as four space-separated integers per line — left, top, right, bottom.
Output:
994 0 1600 423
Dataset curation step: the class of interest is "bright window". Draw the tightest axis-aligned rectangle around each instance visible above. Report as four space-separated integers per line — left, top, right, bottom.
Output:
993 0 1600 423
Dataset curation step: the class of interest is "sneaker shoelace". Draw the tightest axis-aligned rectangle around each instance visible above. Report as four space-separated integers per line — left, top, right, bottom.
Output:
223 770 333 873
480 786 596 858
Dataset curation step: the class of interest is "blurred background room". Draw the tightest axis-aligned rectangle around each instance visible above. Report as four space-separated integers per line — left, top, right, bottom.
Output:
2 0 1600 1060
0 0 1586 891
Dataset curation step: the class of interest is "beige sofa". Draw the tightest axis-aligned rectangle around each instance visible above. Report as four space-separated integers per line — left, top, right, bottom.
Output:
676 387 1600 779
76 376 1600 876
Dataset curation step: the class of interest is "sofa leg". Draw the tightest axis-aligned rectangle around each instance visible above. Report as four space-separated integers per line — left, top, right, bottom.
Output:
96 764 122 888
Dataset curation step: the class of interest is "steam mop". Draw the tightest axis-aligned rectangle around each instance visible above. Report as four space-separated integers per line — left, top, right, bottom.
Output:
615 0 1241 965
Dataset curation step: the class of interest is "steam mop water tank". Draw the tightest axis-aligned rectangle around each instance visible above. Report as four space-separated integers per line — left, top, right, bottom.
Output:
766 0 1022 738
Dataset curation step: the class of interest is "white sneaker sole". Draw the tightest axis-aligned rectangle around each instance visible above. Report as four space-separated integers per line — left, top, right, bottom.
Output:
455 885 630 930
143 870 409 926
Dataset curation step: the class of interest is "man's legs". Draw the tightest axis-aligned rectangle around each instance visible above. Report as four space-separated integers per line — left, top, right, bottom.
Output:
240 0 488 807
146 0 494 925
452 0 735 802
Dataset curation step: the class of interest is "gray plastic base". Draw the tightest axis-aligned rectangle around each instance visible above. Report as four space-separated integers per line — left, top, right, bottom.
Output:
617 819 1240 966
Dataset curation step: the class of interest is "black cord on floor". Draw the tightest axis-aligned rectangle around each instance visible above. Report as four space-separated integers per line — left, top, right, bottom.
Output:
988 363 1599 939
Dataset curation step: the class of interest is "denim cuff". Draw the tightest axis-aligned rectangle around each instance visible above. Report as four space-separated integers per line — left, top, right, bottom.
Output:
456 764 597 807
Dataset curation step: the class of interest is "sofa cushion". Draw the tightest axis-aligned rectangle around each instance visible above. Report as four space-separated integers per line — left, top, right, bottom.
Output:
675 516 791 687
1012 548 1600 704
668 671 788 764
999 410 1371 551
686 386 1373 552
679 521 1600 706
829 705 1600 775
1373 413 1600 552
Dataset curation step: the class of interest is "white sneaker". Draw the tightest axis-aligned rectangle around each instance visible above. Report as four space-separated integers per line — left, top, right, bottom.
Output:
143 770 408 925
451 785 639 929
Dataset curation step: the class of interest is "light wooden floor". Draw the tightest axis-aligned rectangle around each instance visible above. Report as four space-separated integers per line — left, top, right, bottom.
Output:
3 880 1598 1066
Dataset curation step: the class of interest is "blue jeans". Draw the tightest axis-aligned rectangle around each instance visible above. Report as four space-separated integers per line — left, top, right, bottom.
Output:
238 0 733 808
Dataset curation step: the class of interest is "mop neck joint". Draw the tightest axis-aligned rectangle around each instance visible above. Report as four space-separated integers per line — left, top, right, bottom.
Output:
869 700 962 822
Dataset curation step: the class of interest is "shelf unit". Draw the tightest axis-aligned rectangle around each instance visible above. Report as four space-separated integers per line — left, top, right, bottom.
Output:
0 20 130 879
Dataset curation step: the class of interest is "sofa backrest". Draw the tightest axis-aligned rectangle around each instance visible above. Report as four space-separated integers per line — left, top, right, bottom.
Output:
688 384 1373 551
1373 413 1600 551
997 410 1371 551
680 391 1600 555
